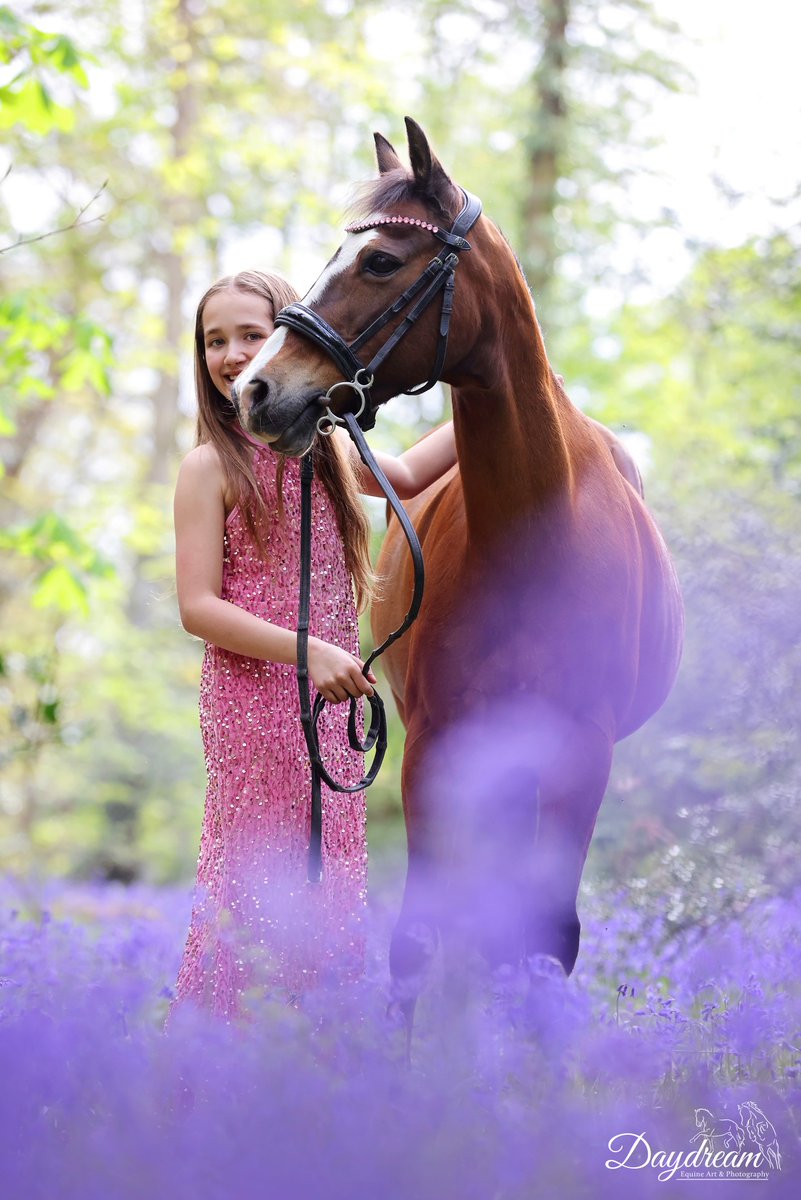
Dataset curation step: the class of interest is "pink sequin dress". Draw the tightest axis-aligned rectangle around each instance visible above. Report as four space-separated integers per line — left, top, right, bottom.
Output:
173 440 367 1018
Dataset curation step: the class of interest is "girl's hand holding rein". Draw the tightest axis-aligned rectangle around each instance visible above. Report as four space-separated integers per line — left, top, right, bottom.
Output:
307 638 376 704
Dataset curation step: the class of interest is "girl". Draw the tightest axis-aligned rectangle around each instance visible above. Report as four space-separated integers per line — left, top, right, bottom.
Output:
172 270 457 1018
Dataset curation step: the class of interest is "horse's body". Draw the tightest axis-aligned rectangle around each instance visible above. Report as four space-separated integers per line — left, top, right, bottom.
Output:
235 119 683 1007
373 369 682 984
376 391 672 744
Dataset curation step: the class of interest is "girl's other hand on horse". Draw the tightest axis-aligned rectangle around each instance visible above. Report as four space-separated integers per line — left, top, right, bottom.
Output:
308 637 376 704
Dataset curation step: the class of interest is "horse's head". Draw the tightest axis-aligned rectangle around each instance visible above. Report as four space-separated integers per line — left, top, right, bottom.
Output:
232 118 493 455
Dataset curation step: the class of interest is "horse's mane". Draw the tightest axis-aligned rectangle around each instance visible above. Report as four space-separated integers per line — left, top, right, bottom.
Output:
348 168 458 224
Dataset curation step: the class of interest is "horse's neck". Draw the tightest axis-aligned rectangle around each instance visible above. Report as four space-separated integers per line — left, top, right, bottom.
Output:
451 326 573 550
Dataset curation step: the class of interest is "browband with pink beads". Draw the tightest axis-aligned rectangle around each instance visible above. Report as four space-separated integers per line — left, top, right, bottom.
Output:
345 212 472 251
345 214 441 235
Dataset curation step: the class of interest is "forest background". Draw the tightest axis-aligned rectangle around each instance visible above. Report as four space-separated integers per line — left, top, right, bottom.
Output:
2 0 800 950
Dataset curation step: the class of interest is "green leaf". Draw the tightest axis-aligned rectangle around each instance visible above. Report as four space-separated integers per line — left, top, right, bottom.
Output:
0 74 75 133
32 564 89 615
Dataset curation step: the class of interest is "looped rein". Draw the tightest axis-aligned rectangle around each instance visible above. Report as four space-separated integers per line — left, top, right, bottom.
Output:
286 188 482 880
297 411 425 881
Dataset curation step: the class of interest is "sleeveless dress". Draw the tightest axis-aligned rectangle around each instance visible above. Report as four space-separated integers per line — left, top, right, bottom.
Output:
173 441 367 1019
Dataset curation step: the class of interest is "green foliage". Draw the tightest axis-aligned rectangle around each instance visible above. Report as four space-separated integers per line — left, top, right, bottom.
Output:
0 291 113 438
581 229 801 936
1 512 115 614
0 6 88 133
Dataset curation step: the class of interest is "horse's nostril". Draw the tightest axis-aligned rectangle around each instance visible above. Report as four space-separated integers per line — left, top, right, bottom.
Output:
250 378 270 409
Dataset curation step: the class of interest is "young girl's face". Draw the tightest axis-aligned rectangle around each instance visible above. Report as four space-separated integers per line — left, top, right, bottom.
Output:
202 288 275 398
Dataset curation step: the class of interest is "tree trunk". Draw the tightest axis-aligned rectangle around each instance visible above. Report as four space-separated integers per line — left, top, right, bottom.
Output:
127 0 199 624
522 0 571 316
147 0 198 488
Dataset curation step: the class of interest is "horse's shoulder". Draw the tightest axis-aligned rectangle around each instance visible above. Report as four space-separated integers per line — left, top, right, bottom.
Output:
576 415 644 498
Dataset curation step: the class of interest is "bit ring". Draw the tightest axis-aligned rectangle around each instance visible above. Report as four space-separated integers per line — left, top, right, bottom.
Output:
316 370 374 436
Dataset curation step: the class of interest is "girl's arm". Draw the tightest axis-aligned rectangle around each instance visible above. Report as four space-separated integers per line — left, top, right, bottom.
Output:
344 421 457 500
174 444 375 704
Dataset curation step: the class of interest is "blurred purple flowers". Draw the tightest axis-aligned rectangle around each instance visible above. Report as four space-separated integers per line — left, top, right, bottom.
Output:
1 873 799 1198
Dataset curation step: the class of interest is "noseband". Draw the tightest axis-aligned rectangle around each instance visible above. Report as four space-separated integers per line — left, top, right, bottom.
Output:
281 187 482 881
273 187 483 430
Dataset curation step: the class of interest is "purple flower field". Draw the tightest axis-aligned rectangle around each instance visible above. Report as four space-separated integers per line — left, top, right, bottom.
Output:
1 873 798 1199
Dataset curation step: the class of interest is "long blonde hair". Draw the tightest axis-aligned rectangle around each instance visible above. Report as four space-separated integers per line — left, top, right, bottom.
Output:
194 270 374 611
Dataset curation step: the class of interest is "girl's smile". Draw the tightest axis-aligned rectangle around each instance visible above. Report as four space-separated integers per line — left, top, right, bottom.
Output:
202 288 275 398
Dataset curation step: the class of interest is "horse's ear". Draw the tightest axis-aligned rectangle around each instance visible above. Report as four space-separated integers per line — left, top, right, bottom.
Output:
405 116 455 210
374 132 403 175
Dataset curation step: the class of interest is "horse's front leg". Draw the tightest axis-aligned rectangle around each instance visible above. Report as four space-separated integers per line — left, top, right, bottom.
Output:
387 724 444 1051
389 712 541 1028
524 714 613 976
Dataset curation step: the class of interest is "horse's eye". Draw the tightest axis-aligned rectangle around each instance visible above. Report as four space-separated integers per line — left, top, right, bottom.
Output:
363 252 402 276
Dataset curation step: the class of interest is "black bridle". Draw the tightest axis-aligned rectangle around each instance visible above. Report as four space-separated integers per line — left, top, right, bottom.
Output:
275 188 483 431
280 188 483 881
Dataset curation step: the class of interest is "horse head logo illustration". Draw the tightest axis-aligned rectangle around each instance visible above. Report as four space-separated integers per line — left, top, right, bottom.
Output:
738 1101 782 1171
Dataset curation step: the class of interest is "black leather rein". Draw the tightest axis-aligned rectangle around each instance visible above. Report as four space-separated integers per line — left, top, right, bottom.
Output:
296 414 425 881
282 188 482 881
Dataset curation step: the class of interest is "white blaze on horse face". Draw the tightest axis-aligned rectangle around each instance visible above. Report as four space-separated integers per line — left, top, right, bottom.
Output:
302 227 382 305
235 226 382 415
236 326 288 397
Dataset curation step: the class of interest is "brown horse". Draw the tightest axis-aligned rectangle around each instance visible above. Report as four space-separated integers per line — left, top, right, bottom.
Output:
235 119 683 1017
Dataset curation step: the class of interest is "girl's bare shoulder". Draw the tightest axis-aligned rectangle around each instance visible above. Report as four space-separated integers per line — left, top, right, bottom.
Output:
176 442 240 515
176 442 225 499
181 441 223 470
177 442 225 484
